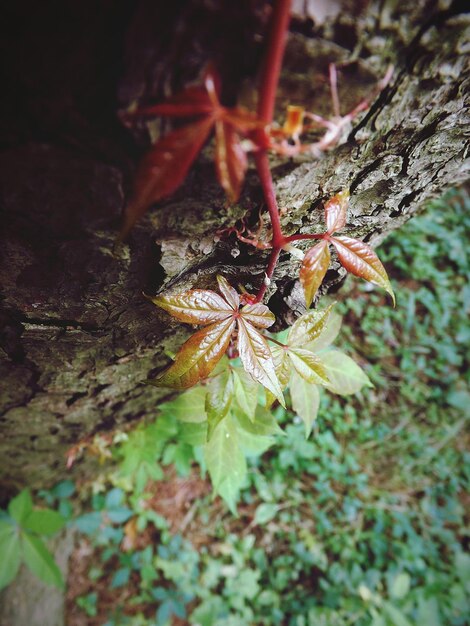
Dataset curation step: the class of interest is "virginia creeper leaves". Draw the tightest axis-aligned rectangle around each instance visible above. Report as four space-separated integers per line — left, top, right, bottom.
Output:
300 189 395 306
151 276 284 404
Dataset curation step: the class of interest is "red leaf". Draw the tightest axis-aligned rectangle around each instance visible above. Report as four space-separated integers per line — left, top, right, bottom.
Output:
331 236 395 304
120 117 214 239
149 289 233 325
155 318 236 389
299 240 331 307
134 87 215 118
239 303 275 329
237 318 284 406
325 189 349 234
214 120 248 203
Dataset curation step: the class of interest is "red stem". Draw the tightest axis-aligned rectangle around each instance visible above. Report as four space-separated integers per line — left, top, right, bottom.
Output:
257 0 292 123
284 233 326 243
253 246 280 303
254 151 284 247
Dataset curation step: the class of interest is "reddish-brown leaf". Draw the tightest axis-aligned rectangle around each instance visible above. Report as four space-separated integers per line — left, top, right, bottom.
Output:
134 87 215 118
325 189 349 234
214 120 248 203
216 275 239 310
239 303 275 329
155 318 236 389
331 236 395 304
237 318 284 406
120 116 214 239
299 240 331 307
149 289 233 325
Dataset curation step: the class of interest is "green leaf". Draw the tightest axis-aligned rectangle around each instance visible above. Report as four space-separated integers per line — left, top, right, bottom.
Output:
160 386 207 423
389 573 410 600
8 489 33 524
179 421 208 446
287 348 329 385
23 510 65 536
306 309 342 352
205 369 234 440
254 503 279 525
237 318 285 407
382 601 413 626
0 521 21 590
289 372 321 437
236 428 274 456
321 350 373 395
288 303 335 347
232 368 259 421
22 532 64 589
234 405 283 437
204 417 247 513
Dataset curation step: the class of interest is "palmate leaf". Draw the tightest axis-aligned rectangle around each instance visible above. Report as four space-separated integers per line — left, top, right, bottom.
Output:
216 275 239 310
299 240 331 307
287 348 329 385
289 372 321 437
215 120 248 204
288 303 335 347
22 532 64 589
237 319 285 407
232 368 259 421
240 303 276 328
0 521 21 590
155 318 236 389
205 369 234 440
330 236 395 304
321 349 373 395
149 289 233 324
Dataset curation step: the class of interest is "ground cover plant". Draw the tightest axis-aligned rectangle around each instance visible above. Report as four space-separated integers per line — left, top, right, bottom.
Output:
57 189 468 625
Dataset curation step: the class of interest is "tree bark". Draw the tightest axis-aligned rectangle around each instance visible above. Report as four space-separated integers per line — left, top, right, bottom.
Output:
0 0 468 496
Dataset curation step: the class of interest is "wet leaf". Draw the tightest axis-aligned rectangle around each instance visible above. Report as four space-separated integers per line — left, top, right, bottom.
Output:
155 318 235 389
205 369 234 440
216 275 239 310
306 309 342 352
240 303 275 328
237 319 285 407
299 240 331 307
288 304 335 347
325 189 349 233
287 348 329 385
149 289 232 325
330 236 395 304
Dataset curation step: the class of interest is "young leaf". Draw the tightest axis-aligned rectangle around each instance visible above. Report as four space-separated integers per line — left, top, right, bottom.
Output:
205 369 234 440
149 289 233 325
234 405 283 437
306 309 342 352
204 417 247 513
321 350 373 395
287 348 329 385
264 346 290 408
215 120 248 203
121 116 215 239
299 240 331 307
22 532 64 589
330 236 395 304
237 319 285 407
155 318 236 389
216 275 240 310
288 303 335 347
325 189 349 234
240 303 276 328
23 510 66 537
289 372 320 437
232 368 259 421
0 521 21 590
160 386 207 423
8 489 33 524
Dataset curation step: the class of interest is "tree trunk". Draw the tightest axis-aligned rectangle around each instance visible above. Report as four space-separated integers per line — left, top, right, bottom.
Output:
0 0 468 496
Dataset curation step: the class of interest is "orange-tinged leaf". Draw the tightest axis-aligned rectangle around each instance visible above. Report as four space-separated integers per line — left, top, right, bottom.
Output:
214 120 248 203
240 303 275 329
150 289 233 325
120 116 214 239
154 318 236 389
223 107 263 133
283 105 305 139
237 319 285 407
216 275 239 310
330 236 395 304
288 303 335 347
287 348 329 385
325 189 349 234
299 240 331 307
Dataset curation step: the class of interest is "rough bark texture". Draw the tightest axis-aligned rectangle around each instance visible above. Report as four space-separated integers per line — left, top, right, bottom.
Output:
1 0 468 497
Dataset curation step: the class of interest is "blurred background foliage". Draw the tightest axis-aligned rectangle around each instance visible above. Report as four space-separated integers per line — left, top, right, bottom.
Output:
2 189 469 625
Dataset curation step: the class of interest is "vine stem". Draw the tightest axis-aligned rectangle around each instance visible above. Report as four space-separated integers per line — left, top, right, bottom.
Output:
252 0 292 303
